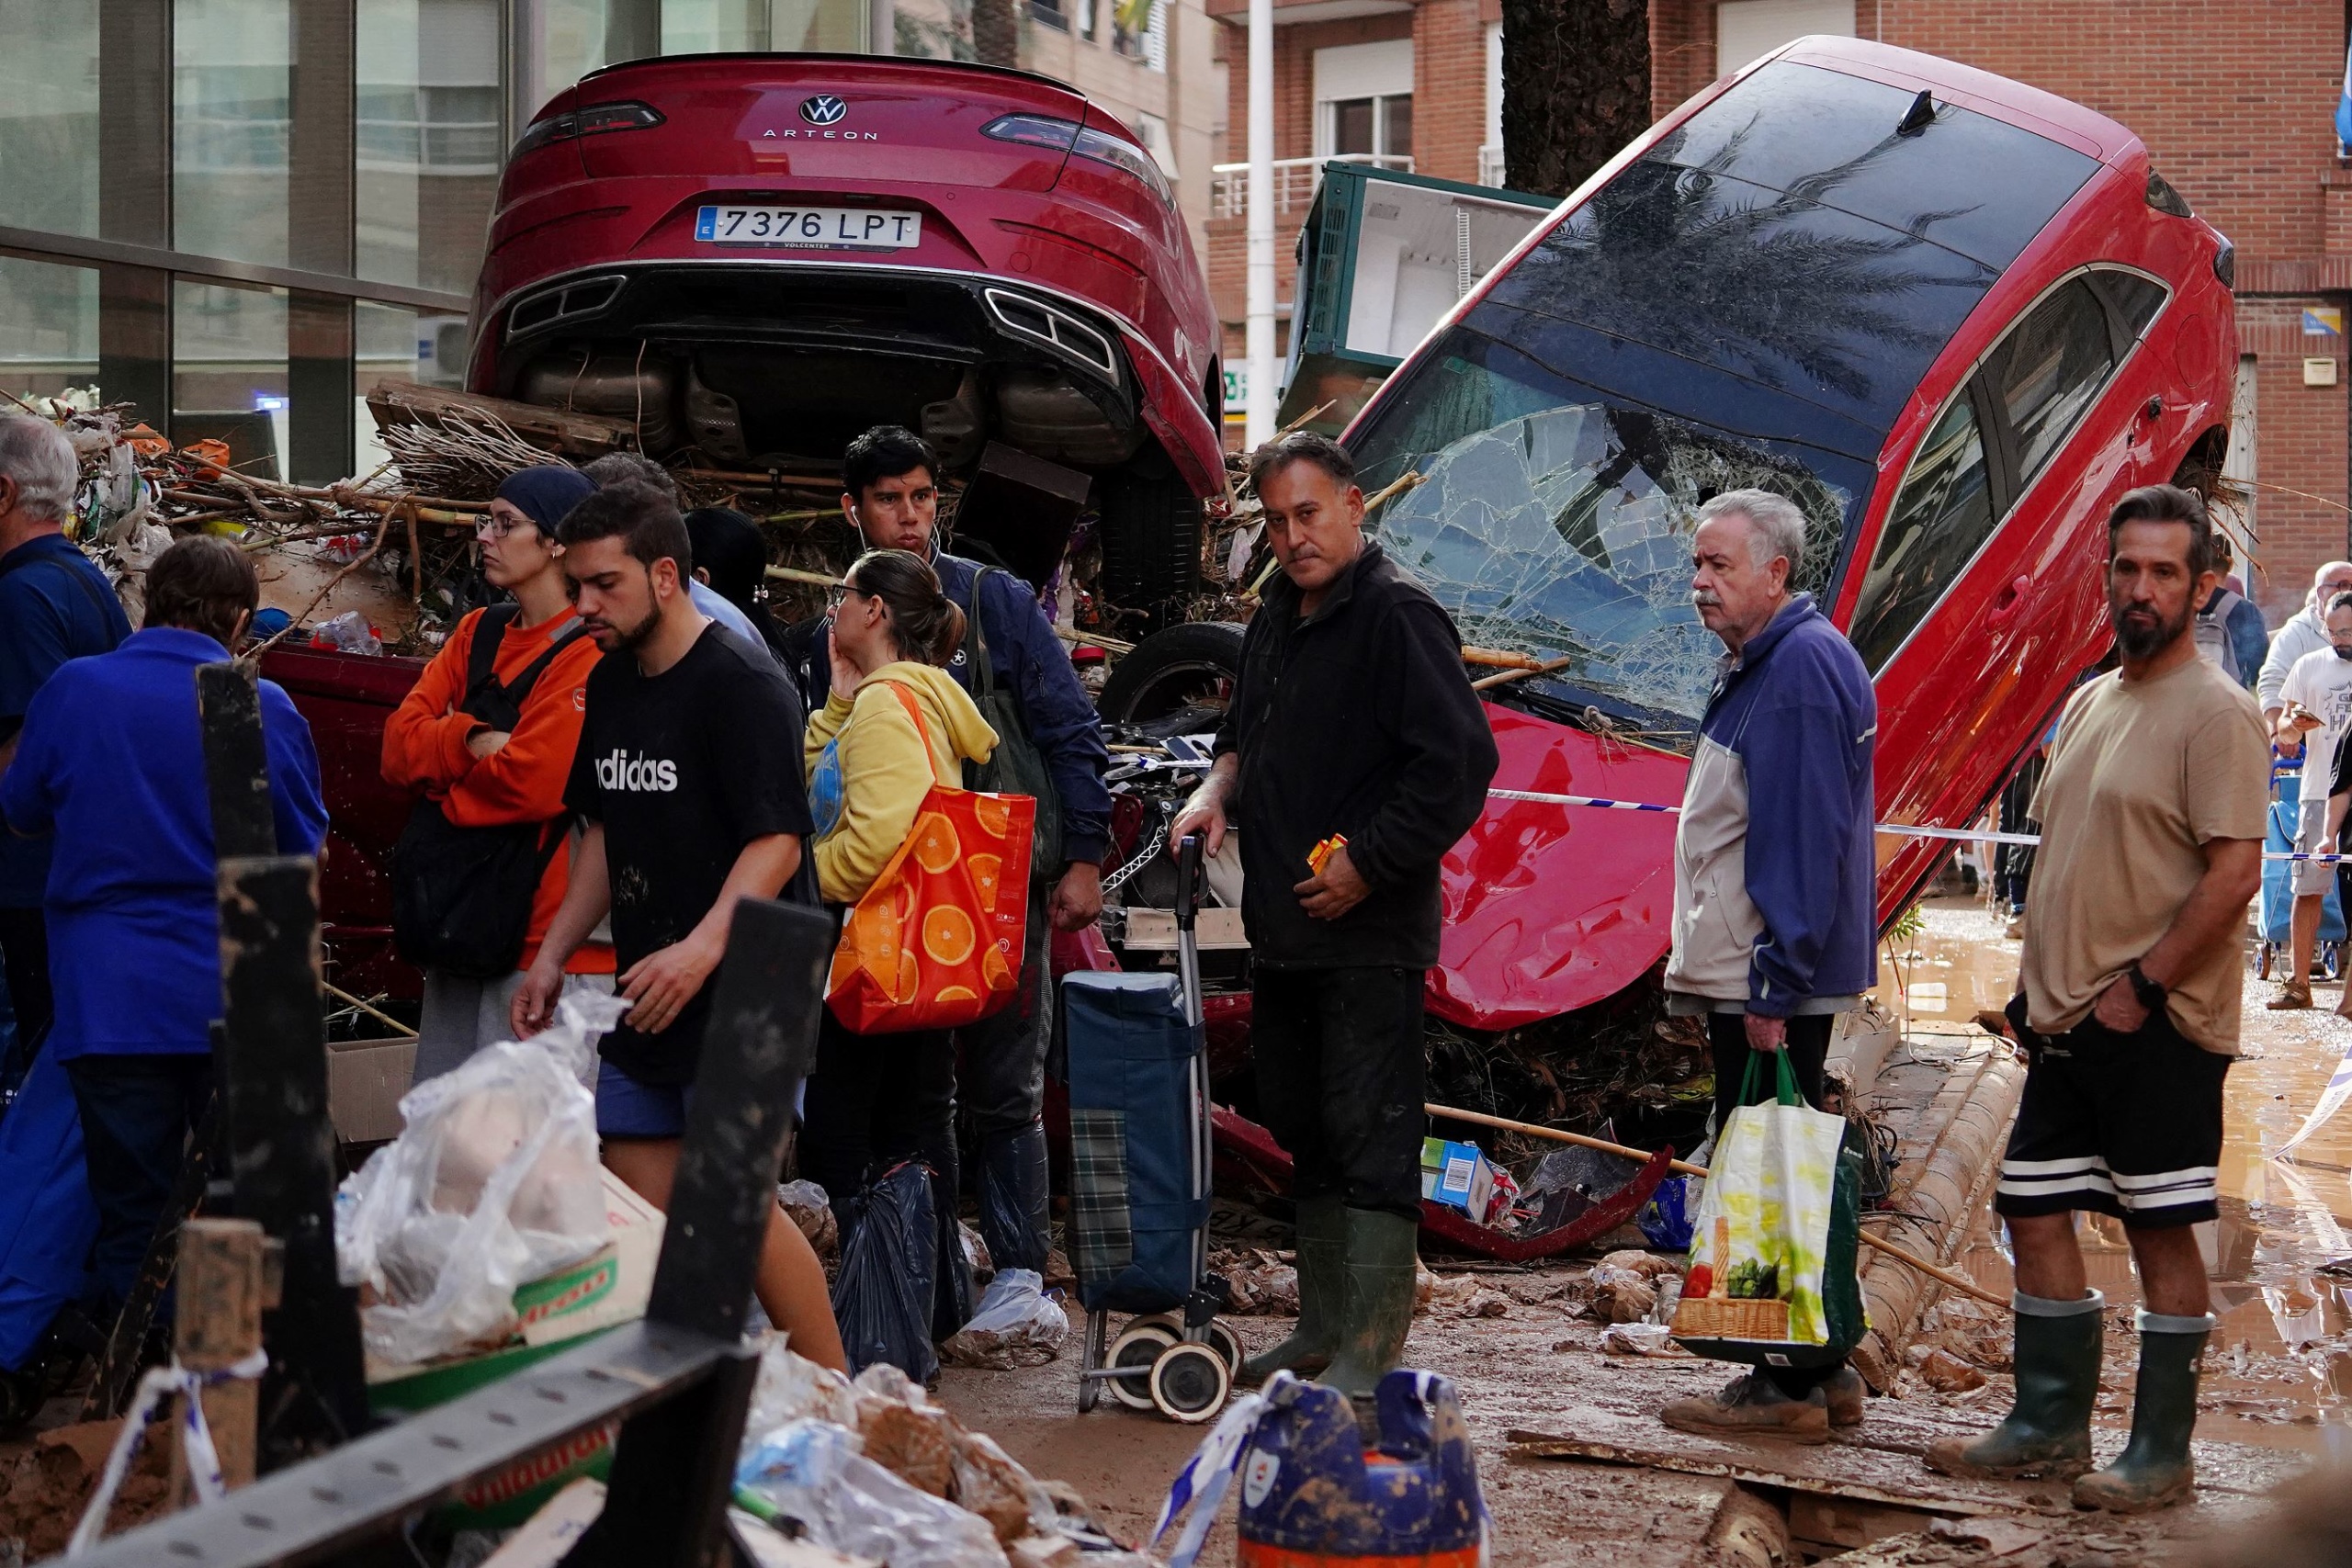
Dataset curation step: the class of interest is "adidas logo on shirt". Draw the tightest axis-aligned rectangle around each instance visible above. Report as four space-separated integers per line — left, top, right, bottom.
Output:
595 750 679 792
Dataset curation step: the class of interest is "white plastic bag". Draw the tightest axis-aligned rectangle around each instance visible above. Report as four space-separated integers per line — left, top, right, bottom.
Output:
334 990 626 1364
736 1419 1008 1568
745 1335 863 1434
938 1269 1066 1370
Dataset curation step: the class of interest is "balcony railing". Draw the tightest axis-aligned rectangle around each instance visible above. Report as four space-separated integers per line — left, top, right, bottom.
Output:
1209 153 1411 220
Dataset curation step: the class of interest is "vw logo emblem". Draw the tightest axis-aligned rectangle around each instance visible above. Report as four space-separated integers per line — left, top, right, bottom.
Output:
799 95 847 126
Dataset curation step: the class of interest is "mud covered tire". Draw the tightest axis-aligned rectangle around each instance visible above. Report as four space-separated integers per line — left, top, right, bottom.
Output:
1096 622 1245 724
1099 450 1204 630
1107 1322 1178 1411
1149 1342 1232 1423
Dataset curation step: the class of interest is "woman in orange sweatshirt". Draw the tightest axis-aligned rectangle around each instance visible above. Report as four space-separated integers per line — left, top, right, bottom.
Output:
382 466 613 1079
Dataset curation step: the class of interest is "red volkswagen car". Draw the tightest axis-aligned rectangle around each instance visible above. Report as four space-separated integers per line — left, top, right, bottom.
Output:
469 53 1227 615
1339 37 2238 1029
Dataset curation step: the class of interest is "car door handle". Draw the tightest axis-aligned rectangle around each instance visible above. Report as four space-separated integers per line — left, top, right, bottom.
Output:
1988 575 2030 626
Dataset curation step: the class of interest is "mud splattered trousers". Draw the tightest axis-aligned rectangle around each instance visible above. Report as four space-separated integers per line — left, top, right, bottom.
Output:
1251 964 1427 1223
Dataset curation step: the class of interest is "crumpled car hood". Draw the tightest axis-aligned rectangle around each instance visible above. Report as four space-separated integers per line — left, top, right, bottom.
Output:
1430 703 1688 1030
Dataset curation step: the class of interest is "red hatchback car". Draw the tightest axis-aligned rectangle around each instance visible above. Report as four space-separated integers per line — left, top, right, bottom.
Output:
1341 37 2238 1029
469 53 1227 614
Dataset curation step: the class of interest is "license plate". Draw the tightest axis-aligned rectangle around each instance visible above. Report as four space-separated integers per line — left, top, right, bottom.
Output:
694 205 923 249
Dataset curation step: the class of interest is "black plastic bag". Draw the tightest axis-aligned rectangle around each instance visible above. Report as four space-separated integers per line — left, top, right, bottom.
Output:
831 1162 941 1382
930 1166 974 1345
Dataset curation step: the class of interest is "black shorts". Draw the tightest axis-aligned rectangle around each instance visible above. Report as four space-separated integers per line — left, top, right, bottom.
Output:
1995 1001 2229 1229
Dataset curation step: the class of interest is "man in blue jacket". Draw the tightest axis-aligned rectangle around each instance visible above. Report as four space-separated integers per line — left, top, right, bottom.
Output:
783 426 1112 1280
0 416 131 1076
2 536 326 1323
1658 489 1877 1443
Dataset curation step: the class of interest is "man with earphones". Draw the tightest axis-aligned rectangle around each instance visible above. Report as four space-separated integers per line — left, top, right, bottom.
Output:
782 425 1111 1286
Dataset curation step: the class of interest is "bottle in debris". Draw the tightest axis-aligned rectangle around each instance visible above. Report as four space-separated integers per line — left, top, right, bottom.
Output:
311 610 383 656
1236 1371 1487 1567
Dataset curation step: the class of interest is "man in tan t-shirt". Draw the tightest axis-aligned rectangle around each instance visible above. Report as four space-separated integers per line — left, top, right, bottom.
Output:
1927 485 2264 1514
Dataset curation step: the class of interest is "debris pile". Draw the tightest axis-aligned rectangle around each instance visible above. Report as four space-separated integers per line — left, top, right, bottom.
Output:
735 1339 1152 1567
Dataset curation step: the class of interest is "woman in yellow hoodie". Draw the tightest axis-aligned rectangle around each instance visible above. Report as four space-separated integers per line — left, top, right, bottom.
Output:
800 548 1000 1228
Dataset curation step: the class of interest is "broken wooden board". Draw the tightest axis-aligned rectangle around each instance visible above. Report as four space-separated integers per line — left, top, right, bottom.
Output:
366 380 639 458
1503 1429 2017 1520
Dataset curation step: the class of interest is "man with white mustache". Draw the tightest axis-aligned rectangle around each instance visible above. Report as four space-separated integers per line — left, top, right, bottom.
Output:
1658 489 1878 1443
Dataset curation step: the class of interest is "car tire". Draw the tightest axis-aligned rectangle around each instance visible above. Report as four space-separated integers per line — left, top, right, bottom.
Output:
1099 449 1204 629
1096 621 1245 724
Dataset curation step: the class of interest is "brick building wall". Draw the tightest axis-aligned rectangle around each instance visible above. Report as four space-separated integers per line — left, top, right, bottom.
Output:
1650 0 2352 623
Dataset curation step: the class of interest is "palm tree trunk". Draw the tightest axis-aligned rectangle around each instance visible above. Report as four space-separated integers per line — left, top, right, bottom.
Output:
973 0 1020 65
1498 0 1650 197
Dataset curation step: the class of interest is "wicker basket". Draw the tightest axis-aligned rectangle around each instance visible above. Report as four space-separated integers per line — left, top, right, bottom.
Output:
1672 1295 1790 1341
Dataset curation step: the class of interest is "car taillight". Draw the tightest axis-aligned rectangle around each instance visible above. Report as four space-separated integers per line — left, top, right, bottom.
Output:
512 100 665 159
983 113 1171 207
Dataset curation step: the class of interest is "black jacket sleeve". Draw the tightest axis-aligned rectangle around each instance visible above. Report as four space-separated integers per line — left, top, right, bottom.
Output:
1347 598 1498 888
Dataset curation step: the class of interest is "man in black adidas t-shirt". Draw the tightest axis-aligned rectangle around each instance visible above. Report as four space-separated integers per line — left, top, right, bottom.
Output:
512 478 843 1369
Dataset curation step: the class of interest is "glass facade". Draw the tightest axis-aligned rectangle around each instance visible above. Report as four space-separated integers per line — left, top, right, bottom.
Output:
3 0 910 483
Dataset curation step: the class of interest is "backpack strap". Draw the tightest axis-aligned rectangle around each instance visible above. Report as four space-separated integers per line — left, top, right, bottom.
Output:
962 569 998 703
459 604 524 717
498 617 593 707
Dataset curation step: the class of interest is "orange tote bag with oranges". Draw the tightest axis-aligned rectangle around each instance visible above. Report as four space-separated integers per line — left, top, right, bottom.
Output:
825 682 1035 1033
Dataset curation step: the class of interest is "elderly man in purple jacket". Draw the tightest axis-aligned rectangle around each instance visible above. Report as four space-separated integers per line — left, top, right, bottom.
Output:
1657 488 1878 1443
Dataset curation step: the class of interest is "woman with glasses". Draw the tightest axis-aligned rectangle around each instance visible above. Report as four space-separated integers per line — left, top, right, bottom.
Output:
381 466 616 1078
799 550 998 1328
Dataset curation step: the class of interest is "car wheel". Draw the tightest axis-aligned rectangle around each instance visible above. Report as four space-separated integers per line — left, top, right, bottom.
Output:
1097 622 1245 724
1099 449 1204 629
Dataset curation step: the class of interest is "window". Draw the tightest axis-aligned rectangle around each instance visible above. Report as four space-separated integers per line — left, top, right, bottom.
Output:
1315 39 1411 162
358 0 502 295
1329 96 1410 158
0 6 100 239
175 0 292 266
0 256 101 400
173 279 290 481
1847 391 1994 671
2092 270 2166 339
1996 277 2114 488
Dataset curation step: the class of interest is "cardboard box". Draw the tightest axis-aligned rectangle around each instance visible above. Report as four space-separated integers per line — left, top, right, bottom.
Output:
326 1035 417 1144
1419 1137 1495 1219
366 1168 666 1528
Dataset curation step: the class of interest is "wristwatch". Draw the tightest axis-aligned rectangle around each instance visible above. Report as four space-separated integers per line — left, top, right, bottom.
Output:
2126 963 2167 1012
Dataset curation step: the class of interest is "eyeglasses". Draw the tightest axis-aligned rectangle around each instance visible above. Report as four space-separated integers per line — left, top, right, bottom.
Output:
826 581 860 608
475 513 524 541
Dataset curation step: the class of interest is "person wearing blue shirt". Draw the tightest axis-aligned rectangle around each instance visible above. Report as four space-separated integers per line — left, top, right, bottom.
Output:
0 536 327 1318
0 417 131 1077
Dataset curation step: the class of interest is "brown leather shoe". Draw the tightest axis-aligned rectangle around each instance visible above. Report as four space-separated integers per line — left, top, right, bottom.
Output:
2269 980 2314 1010
1661 1371 1830 1444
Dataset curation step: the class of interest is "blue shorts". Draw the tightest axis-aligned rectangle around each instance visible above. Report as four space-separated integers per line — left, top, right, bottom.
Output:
595 1063 695 1139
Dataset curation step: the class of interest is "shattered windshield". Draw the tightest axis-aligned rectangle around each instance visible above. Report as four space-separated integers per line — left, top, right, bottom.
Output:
1353 327 1867 739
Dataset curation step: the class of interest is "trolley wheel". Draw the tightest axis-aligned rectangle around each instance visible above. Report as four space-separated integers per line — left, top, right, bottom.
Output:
1205 1319 1244 1377
1078 1310 1110 1414
1107 1322 1178 1411
1128 1312 1184 1337
1150 1343 1233 1423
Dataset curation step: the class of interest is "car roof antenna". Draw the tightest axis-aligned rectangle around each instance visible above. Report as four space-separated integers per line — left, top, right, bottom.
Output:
1897 89 1937 137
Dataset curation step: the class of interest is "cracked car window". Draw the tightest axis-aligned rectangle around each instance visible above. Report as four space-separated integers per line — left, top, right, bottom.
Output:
1358 333 1854 739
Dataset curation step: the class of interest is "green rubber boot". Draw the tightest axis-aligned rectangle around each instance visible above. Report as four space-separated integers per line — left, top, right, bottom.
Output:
1924 1291 2104 1481
1317 1207 1420 1399
1240 1196 1345 1383
2072 1312 2213 1514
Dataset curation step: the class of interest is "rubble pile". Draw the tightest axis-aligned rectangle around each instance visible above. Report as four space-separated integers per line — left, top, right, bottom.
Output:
1425 987 1713 1153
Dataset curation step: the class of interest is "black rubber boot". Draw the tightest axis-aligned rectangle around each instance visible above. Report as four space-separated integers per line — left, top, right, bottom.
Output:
2072 1311 2213 1513
1924 1291 2104 1480
1241 1195 1344 1382
977 1122 1052 1276
1317 1207 1419 1399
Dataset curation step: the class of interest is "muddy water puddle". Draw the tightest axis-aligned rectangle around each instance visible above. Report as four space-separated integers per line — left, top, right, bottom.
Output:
1878 897 2352 1459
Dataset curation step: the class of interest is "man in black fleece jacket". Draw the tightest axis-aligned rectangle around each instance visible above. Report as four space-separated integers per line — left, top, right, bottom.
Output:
1173 432 1498 1396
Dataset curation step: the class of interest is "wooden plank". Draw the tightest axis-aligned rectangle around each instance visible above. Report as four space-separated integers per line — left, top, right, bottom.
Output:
171 1219 267 1502
1501 1431 2006 1518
